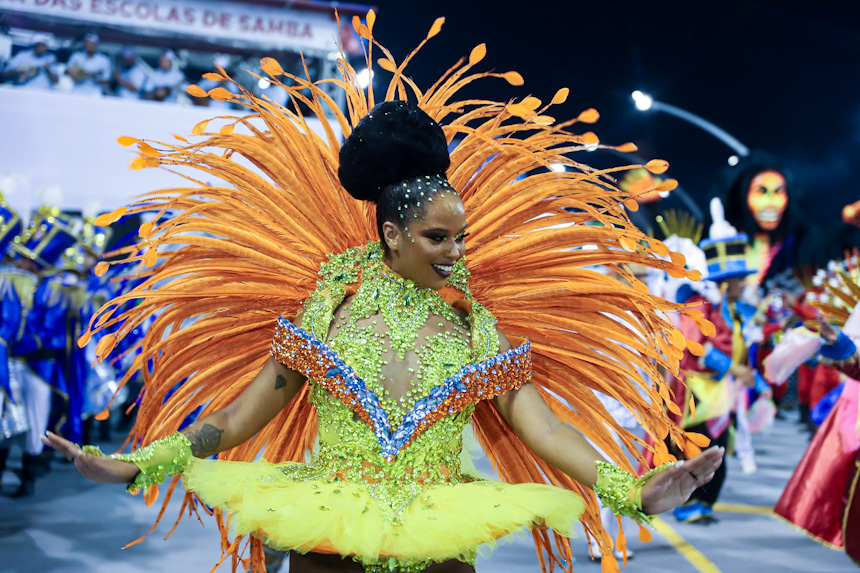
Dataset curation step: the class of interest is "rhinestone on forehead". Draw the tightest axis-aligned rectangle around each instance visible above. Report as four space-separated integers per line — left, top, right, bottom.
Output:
389 173 460 242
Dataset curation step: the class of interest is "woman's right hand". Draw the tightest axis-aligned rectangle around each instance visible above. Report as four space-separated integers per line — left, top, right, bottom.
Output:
816 315 840 343
41 431 140 485
729 363 756 387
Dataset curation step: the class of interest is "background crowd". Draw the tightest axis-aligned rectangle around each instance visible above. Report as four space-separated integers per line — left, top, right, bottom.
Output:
0 30 321 107
1 6 859 570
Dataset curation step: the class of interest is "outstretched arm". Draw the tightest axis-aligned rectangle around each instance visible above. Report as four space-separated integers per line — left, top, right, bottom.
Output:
43 356 306 483
492 329 722 515
494 378 605 487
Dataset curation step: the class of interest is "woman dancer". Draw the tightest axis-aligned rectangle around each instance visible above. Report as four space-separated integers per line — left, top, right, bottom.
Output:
45 15 721 573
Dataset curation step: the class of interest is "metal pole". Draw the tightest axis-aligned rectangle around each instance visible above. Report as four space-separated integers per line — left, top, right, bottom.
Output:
651 101 749 157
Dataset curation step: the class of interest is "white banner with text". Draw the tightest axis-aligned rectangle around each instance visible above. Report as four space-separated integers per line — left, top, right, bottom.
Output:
0 0 347 53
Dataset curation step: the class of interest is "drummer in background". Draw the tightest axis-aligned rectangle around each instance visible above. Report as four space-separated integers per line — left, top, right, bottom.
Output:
142 49 186 103
2 33 58 90
66 33 112 97
113 47 148 100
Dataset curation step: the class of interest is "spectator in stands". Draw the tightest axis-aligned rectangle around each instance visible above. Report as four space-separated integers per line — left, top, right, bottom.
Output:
66 33 111 97
142 50 186 103
113 47 147 99
3 33 58 90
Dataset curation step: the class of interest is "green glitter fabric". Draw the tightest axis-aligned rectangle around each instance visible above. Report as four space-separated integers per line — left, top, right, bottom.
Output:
295 240 502 503
83 432 193 493
593 460 673 525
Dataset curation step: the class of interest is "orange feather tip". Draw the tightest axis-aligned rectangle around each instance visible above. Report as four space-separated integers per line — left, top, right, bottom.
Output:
502 71 524 86
645 159 669 174
656 178 678 192
669 329 686 350
551 87 569 105
668 251 686 267
95 407 110 421
377 58 397 72
139 221 155 238
622 199 639 212
601 556 621 573
95 333 117 357
209 87 235 101
638 524 652 543
143 249 158 268
94 261 110 276
688 396 697 420
137 141 161 157
95 207 127 226
697 318 717 337
615 142 638 153
186 84 207 98
684 431 711 448
427 17 445 38
121 536 146 549
77 333 91 349
352 15 371 39
469 43 486 65
129 157 147 170
577 108 599 123
144 483 159 506
685 338 705 356
618 236 638 251
683 440 702 458
581 131 599 145
117 136 137 147
192 119 209 135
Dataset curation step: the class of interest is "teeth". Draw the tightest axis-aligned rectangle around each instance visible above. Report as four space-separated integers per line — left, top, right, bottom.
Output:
433 264 453 272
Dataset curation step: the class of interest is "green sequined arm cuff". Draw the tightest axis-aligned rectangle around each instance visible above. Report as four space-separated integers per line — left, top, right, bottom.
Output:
593 461 672 526
83 432 194 493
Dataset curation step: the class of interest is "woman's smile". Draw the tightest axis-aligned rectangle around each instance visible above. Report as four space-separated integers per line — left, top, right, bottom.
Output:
384 192 468 290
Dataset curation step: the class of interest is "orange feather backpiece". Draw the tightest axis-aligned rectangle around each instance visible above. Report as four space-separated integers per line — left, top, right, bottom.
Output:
84 11 709 573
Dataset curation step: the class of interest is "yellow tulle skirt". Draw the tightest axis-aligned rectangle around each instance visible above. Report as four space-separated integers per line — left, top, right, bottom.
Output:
182 459 584 569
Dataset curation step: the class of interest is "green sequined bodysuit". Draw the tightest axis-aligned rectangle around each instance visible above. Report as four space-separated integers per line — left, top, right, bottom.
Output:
185 242 580 572
276 242 504 519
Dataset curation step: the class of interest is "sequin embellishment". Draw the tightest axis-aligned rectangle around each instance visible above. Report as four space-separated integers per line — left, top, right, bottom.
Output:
272 317 531 460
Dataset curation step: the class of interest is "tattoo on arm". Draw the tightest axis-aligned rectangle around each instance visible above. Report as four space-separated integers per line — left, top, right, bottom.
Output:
274 374 287 390
186 423 225 457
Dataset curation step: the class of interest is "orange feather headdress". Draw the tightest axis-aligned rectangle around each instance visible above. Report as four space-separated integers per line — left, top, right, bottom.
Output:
82 12 712 573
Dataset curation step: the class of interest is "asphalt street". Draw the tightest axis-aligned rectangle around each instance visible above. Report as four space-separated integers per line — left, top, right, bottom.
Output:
0 410 854 573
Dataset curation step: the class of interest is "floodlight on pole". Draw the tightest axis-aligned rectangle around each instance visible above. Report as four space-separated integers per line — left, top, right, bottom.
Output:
631 90 653 111
631 90 749 158
356 68 374 88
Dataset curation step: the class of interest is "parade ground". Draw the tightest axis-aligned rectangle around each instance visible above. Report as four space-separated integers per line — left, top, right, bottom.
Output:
1 410 855 573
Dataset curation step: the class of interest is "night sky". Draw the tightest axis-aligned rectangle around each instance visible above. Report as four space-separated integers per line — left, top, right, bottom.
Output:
362 0 859 233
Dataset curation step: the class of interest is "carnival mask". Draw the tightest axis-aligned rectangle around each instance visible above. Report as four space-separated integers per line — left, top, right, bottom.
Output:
746 170 787 231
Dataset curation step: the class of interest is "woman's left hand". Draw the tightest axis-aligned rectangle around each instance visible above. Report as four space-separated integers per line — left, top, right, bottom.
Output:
639 445 725 515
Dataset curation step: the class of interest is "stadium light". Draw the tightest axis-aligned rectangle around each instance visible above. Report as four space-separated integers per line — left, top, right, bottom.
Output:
632 90 749 157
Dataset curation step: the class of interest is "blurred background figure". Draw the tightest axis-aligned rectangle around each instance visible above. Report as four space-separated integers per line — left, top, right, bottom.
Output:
770 261 860 565
0 200 81 498
66 32 111 97
113 47 148 100
2 33 58 90
142 49 186 103
671 199 770 524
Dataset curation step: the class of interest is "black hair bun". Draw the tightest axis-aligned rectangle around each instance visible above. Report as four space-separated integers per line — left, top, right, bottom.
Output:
338 101 450 202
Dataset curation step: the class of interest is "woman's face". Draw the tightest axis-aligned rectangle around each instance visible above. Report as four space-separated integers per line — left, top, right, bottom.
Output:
383 192 467 290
